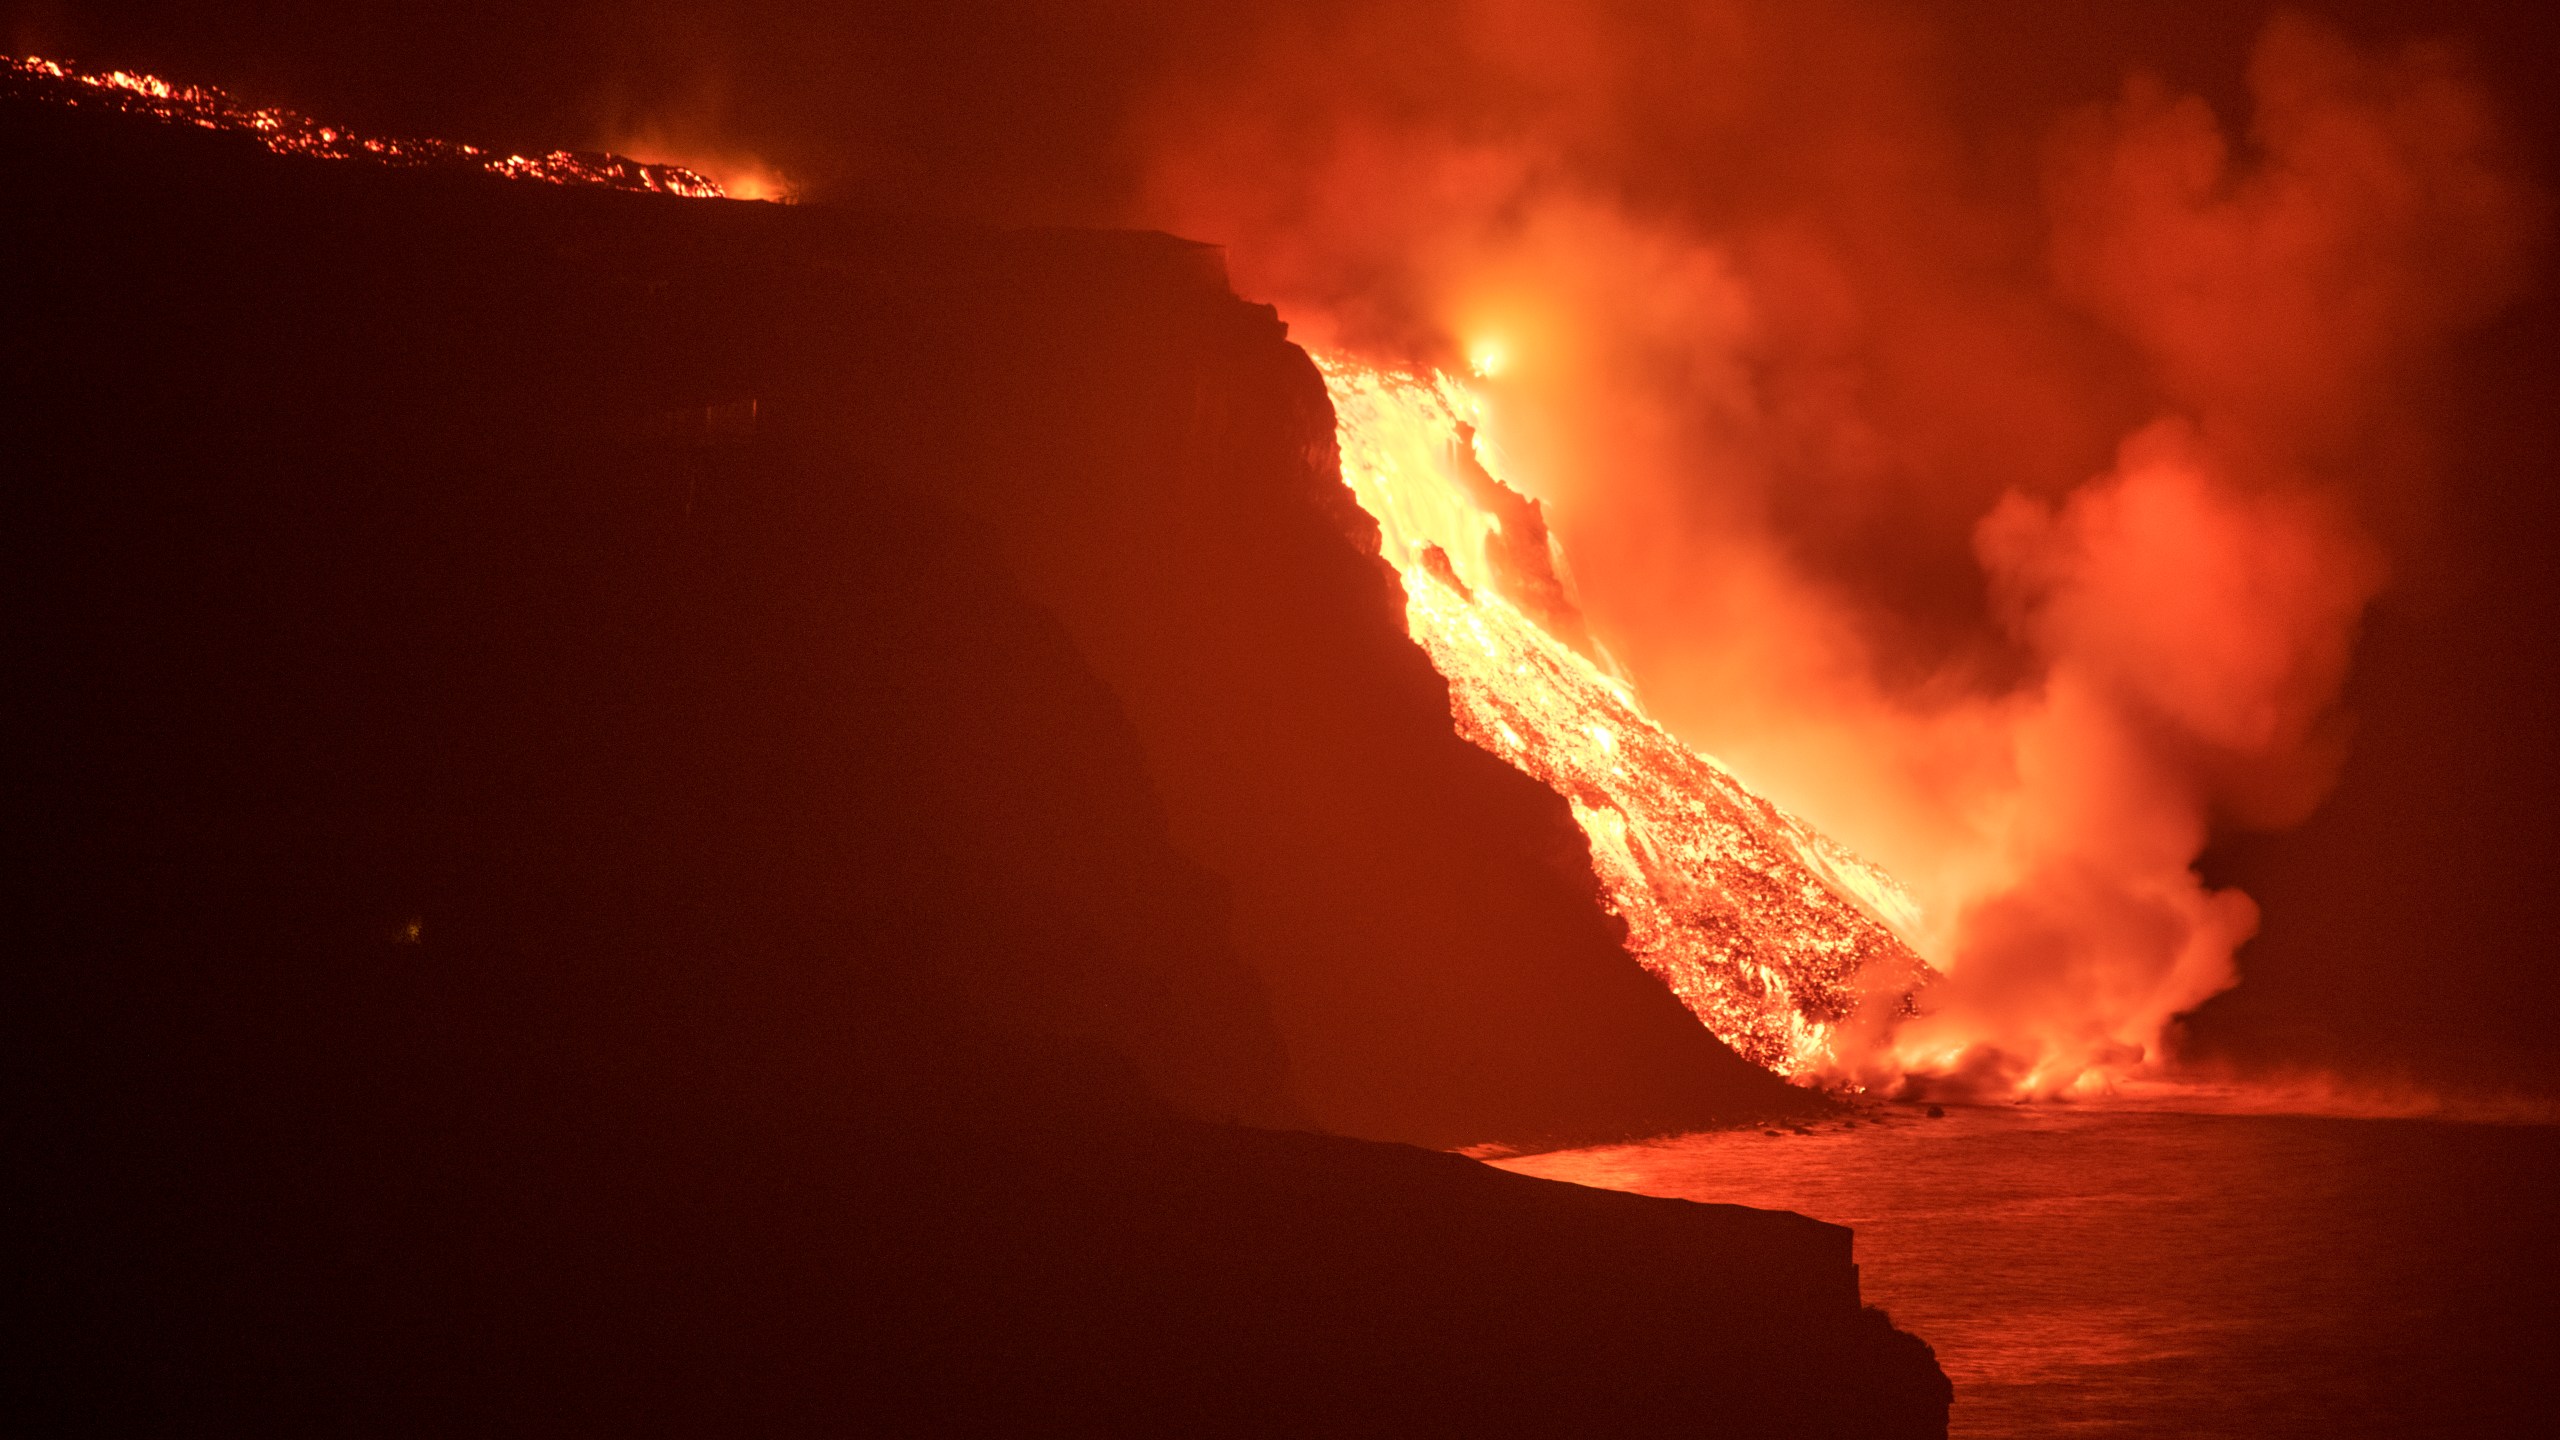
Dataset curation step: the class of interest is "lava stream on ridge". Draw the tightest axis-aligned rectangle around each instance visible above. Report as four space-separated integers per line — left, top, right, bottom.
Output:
3 54 729 197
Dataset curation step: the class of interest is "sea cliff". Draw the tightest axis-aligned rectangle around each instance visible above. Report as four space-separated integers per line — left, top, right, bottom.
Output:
5 89 1946 1433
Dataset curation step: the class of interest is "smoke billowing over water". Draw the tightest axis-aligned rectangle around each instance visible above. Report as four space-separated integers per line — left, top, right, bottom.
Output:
1133 4 2545 1096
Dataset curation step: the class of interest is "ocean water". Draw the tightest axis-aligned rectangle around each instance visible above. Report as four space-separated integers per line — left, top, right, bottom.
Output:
1497 1106 2560 1438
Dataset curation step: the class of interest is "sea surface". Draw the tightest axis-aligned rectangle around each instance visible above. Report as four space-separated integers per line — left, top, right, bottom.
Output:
1497 1106 2560 1438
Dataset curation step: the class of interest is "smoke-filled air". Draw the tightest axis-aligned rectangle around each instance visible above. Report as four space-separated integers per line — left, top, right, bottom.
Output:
1137 4 2544 1100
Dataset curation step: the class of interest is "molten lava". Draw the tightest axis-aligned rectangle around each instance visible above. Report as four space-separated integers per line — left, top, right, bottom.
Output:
1322 358 1932 1079
3 55 730 198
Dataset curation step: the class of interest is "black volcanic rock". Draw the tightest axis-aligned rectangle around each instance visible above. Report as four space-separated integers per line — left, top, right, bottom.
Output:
2 91 1941 1434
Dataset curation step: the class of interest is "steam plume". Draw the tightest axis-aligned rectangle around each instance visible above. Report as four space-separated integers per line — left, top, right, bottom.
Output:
1136 4 2542 1095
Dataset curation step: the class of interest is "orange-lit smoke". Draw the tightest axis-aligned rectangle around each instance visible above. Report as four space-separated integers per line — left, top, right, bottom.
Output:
593 65 796 201
1139 6 2542 1097
604 127 794 201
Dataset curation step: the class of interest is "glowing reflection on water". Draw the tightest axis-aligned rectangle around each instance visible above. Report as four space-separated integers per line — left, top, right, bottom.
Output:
1499 1107 2560 1438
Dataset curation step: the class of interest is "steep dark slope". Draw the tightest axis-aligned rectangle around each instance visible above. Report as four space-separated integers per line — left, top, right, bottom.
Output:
2 94 1938 1434
794 249 1820 1146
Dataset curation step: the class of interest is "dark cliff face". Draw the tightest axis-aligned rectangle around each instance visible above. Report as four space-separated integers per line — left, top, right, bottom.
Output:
3 96 1940 1433
4 86 1811 1150
5 101 1291 1131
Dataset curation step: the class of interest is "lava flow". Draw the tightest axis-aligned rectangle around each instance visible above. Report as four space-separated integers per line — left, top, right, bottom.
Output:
1321 357 1932 1080
3 55 730 197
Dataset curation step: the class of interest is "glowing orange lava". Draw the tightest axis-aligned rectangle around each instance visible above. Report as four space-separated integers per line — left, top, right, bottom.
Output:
4 55 731 198
1322 357 1933 1080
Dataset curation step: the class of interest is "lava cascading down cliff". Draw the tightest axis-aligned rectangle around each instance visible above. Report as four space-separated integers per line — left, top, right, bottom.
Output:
1321 358 1932 1080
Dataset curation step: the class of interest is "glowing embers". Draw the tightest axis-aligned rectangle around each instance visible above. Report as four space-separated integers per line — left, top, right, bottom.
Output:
3 55 729 198
1319 358 1932 1079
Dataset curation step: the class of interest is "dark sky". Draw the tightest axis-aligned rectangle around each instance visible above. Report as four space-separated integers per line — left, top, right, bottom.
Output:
13 1 2560 1099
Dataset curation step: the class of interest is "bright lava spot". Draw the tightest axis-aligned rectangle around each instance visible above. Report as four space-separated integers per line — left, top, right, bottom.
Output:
1468 339 1507 378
